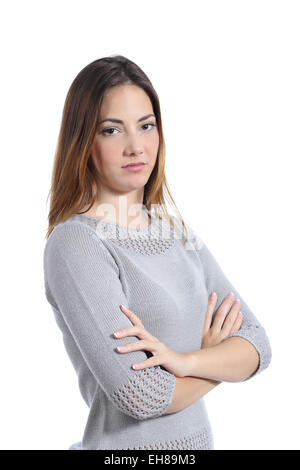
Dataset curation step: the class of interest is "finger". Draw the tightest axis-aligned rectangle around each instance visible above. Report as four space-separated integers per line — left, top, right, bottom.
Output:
120 304 144 327
211 292 236 331
203 293 218 334
229 311 243 335
116 340 160 355
132 355 161 370
221 299 241 336
114 325 147 340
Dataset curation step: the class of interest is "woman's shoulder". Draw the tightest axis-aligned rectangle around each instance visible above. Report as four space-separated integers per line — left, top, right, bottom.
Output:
171 216 205 251
44 215 108 257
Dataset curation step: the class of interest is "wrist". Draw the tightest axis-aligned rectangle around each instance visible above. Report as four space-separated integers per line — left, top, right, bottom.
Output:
182 350 203 377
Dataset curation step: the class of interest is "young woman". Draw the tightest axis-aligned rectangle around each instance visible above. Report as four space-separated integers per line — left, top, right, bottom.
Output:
43 55 272 450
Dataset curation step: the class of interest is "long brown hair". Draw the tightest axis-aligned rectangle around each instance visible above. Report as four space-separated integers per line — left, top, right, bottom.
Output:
45 54 189 244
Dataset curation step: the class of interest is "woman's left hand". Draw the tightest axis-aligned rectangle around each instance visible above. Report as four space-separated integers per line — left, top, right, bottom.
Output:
114 305 191 378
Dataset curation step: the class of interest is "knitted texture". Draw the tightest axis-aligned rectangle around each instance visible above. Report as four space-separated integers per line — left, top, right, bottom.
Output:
69 428 213 450
125 428 213 450
43 209 272 450
110 366 177 420
72 212 177 255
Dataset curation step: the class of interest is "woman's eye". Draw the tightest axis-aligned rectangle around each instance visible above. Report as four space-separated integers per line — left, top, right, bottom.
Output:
142 122 156 131
101 127 118 136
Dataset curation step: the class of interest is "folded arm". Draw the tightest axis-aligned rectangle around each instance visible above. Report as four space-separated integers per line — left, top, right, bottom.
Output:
185 226 272 382
185 336 260 382
44 222 177 420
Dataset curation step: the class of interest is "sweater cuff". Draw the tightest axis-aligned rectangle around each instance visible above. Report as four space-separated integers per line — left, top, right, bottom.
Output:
227 325 272 381
110 366 177 420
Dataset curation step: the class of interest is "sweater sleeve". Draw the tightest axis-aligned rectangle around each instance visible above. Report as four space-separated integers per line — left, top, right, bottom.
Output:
185 225 272 381
43 222 176 420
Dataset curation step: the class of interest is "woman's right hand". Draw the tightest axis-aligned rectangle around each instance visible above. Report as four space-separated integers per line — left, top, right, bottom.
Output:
201 292 243 349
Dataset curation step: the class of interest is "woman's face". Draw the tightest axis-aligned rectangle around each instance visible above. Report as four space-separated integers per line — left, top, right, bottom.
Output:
91 84 159 199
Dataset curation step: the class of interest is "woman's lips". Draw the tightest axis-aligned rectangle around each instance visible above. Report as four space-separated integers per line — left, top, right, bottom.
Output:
122 163 146 172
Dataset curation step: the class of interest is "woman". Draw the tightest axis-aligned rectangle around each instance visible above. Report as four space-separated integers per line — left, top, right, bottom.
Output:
43 55 272 450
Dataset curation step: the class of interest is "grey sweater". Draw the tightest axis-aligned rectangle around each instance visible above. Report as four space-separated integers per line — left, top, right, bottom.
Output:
43 210 272 450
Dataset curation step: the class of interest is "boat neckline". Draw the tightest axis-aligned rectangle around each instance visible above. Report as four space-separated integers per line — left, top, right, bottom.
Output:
72 210 156 232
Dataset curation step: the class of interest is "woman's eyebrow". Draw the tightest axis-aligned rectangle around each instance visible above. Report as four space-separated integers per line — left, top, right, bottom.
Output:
98 114 156 125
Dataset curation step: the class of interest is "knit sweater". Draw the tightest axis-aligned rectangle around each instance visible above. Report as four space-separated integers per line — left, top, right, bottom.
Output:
43 209 272 450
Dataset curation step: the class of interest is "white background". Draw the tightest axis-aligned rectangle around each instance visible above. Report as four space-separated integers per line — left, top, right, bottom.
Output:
1 0 299 450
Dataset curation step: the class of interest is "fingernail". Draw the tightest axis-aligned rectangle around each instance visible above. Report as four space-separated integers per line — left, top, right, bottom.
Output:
229 292 234 298
211 292 216 299
120 304 127 309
